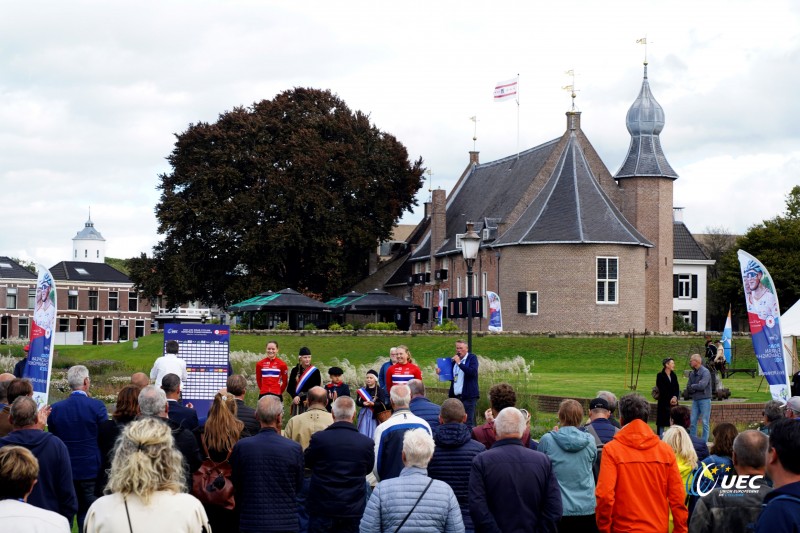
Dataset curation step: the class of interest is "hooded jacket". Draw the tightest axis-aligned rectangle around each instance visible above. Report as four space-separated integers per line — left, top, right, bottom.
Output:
538 426 597 516
595 418 688 533
428 423 486 531
0 429 78 522
755 480 800 532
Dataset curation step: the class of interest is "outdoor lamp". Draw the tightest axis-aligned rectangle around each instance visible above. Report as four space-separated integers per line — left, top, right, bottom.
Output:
461 222 481 352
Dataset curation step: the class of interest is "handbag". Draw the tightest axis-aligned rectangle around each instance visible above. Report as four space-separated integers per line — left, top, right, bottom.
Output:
651 386 660 400
191 440 235 510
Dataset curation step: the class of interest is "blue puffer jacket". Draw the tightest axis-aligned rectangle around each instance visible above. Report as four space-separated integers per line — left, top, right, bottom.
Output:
537 426 597 516
360 466 464 533
428 423 486 531
230 427 304 532
410 396 441 431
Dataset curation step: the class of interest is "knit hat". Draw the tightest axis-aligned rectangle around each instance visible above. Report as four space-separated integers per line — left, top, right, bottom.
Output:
328 366 344 376
299 347 311 356
367 369 379 378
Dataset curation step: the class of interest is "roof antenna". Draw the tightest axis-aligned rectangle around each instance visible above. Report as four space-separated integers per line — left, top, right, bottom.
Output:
426 169 434 200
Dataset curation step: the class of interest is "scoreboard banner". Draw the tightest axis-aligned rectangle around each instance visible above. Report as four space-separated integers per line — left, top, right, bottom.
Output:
164 324 230 421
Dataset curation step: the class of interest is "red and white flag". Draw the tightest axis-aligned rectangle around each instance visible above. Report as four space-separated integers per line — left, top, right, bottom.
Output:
493 77 518 103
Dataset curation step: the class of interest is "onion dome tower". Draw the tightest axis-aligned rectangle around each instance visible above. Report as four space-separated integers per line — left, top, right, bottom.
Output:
615 62 677 332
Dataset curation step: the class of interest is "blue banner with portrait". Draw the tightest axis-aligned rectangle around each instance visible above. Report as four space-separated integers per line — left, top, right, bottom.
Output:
737 250 790 402
487 291 502 332
25 266 57 406
163 323 230 422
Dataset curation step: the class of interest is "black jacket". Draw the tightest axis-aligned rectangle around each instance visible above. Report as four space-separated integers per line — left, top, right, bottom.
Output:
167 399 200 431
304 421 374 518
428 422 486 531
235 399 260 437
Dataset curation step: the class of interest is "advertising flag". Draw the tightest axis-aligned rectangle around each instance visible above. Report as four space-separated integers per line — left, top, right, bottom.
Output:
737 250 790 401
437 290 444 326
721 307 732 363
487 291 502 332
493 77 518 103
26 266 57 406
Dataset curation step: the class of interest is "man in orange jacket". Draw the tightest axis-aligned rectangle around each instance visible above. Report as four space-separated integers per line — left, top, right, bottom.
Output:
596 393 688 533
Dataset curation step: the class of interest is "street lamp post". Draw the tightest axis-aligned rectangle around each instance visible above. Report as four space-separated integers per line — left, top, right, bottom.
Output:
461 222 481 353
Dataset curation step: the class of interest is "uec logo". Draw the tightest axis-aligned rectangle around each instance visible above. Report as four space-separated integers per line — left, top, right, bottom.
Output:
686 463 763 497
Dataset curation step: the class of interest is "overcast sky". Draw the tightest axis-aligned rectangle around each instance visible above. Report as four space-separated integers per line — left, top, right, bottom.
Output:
2 0 799 269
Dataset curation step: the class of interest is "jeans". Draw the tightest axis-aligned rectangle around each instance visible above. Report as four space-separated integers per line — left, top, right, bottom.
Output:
297 475 311 533
74 478 98 533
461 397 477 430
690 398 711 442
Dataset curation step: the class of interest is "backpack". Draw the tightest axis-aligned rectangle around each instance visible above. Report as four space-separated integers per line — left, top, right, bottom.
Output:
191 441 235 510
586 423 619 483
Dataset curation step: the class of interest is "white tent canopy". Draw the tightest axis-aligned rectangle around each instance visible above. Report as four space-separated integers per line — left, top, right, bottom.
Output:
782 298 800 376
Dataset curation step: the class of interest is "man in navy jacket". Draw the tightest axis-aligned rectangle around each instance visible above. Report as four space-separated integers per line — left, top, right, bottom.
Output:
409 379 441 431
231 394 304 533
756 418 800 533
304 396 374 533
428 398 485 532
469 407 562 532
161 373 199 431
0 396 77 524
439 340 479 429
47 365 107 532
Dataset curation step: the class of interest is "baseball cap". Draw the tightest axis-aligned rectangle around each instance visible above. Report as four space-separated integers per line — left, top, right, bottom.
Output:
786 396 800 414
590 397 610 410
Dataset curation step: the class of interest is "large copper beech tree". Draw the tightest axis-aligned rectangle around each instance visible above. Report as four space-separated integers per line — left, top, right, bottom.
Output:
148 88 424 307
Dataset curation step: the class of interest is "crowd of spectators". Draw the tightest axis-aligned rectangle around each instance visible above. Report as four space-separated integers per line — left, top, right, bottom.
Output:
1 341 799 533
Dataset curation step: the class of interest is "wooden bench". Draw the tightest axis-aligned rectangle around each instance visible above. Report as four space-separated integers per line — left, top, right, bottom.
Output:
721 368 758 378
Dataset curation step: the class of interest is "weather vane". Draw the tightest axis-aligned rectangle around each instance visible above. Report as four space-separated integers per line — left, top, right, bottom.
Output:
562 69 579 111
636 36 650 64
470 116 478 151
426 169 434 195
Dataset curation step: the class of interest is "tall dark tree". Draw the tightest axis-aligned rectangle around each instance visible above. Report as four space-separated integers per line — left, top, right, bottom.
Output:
699 226 737 330
152 88 424 307
711 186 800 328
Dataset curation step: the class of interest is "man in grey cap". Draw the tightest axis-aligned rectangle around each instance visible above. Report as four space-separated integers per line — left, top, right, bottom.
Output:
785 396 800 420
585 397 619 445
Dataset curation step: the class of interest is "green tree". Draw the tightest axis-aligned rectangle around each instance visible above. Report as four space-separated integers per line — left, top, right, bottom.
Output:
711 186 800 326
152 88 424 307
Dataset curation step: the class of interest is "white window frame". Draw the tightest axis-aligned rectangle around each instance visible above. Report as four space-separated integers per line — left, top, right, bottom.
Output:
456 277 462 298
596 257 619 304
423 291 432 309
455 233 464 249
526 291 539 315
18 317 29 339
6 288 17 310
28 289 35 309
678 274 692 299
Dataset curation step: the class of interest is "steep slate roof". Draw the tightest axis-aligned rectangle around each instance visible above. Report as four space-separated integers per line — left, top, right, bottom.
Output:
0 257 37 280
614 63 678 179
411 139 560 260
49 261 131 283
673 222 711 261
494 133 651 247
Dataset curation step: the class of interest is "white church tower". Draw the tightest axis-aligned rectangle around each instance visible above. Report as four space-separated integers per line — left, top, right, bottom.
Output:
72 213 106 263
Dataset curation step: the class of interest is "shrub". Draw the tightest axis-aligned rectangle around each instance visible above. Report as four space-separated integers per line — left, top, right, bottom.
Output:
364 322 398 331
329 323 344 331
433 319 459 332
673 313 695 333
303 323 317 331
275 321 290 330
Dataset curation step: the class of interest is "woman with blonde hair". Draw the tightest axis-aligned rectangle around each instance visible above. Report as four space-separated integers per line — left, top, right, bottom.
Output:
193 391 244 531
386 345 422 392
662 424 697 531
537 399 597 532
84 417 210 532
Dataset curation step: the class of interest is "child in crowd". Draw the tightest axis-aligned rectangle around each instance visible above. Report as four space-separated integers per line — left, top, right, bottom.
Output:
324 366 350 412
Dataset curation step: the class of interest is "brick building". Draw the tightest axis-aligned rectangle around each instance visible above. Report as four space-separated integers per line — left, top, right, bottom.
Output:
0 257 39 339
372 63 710 333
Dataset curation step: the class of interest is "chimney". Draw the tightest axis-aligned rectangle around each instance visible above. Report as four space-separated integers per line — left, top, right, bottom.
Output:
430 189 447 269
424 201 431 218
673 207 684 223
566 111 581 131
469 151 480 165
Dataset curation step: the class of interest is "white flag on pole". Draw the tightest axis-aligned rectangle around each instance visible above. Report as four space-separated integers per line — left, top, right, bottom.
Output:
493 77 518 103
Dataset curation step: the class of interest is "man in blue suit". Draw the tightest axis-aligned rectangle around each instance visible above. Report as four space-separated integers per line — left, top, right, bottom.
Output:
47 365 107 532
439 340 480 429
161 373 199 431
